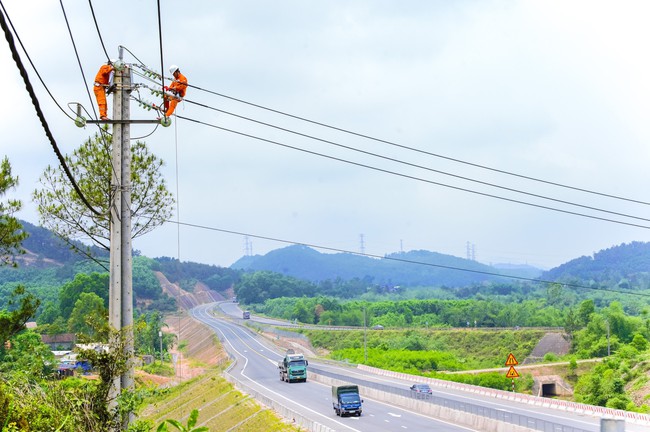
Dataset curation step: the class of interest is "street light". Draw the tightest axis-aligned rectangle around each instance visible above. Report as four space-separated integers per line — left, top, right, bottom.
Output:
606 320 610 356
363 306 368 364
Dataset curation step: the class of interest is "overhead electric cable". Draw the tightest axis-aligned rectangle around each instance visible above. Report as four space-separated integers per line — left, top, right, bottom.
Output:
177 80 650 207
174 113 650 230
0 2 101 216
60 0 116 187
0 1 74 120
156 0 165 107
121 46 148 70
130 58 650 206
169 219 650 299
87 0 109 61
183 98 650 224
59 0 97 119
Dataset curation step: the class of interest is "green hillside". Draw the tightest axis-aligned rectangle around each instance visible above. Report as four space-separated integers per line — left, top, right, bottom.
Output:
231 244 542 287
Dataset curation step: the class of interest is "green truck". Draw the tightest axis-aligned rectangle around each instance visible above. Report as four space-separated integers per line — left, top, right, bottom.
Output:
332 384 363 417
278 349 308 383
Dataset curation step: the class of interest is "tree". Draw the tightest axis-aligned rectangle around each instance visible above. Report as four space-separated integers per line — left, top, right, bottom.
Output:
59 272 109 319
36 301 60 325
75 325 135 430
134 311 172 356
0 286 40 356
0 157 27 267
0 330 55 377
33 131 174 252
68 292 107 337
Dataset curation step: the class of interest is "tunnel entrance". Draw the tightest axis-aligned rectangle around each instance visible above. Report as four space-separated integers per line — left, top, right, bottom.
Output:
541 382 557 397
532 375 573 398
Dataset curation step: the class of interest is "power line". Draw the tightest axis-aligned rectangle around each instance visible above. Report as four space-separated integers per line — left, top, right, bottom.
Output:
176 78 650 207
87 0 109 61
173 112 650 230
0 1 74 121
132 63 650 225
156 0 165 108
59 0 117 192
168 219 650 299
129 56 650 209
59 0 97 119
131 58 650 228
0 1 101 216
181 97 650 224
134 65 650 225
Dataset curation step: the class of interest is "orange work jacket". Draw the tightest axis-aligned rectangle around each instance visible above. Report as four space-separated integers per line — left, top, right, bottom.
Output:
94 64 113 85
169 72 188 98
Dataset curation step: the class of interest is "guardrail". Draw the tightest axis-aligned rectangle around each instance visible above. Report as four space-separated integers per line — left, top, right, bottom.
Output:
312 366 586 432
357 364 650 429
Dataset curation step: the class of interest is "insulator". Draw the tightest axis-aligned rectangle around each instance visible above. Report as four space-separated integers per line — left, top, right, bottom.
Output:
160 117 172 128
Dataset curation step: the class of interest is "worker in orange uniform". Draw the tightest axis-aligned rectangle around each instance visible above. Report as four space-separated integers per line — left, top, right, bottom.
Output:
163 64 188 118
93 60 114 120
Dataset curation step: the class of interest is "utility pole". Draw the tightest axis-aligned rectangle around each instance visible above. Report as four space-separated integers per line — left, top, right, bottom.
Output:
80 48 161 429
108 48 134 425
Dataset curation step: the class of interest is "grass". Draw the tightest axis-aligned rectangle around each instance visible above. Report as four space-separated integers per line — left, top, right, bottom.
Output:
137 366 301 431
300 328 547 370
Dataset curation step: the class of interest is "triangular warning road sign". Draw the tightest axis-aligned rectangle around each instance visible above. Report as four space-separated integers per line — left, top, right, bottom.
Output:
506 366 520 378
505 353 518 366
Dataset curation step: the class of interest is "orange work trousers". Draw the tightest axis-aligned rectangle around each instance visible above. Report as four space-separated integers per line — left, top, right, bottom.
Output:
93 84 107 118
165 96 181 117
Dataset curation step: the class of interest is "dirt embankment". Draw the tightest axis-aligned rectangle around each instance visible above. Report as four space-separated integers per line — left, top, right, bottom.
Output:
138 313 229 387
136 274 230 386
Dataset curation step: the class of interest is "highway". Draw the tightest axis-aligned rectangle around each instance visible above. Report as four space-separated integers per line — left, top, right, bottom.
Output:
191 303 476 431
191 303 647 432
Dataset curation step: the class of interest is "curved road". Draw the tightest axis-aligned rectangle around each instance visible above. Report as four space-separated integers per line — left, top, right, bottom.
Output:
192 303 646 432
191 303 476 432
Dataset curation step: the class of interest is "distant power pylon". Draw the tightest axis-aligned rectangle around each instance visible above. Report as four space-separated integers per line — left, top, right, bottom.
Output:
466 241 476 261
243 236 253 256
359 234 365 255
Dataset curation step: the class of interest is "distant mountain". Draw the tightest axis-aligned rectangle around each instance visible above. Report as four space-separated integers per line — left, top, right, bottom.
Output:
542 241 650 285
231 245 542 287
17 220 108 267
492 263 546 279
15 219 650 292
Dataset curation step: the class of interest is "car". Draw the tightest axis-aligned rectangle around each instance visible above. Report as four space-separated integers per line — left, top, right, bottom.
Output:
410 383 432 395
371 325 384 330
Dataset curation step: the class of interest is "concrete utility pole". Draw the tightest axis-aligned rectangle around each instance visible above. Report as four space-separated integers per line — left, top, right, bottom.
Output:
81 48 162 428
108 47 134 423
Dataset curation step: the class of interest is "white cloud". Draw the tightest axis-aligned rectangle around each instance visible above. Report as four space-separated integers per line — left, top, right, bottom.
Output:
2 0 650 270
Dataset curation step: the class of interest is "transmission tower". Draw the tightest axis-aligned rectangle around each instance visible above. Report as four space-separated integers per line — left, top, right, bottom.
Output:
243 236 253 256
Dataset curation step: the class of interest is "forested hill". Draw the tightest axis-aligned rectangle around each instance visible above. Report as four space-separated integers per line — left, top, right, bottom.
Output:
542 241 650 284
14 220 650 290
17 220 108 267
230 245 541 287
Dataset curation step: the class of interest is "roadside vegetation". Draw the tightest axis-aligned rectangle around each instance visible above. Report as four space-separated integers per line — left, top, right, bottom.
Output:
137 369 300 432
246 293 650 412
2 145 650 427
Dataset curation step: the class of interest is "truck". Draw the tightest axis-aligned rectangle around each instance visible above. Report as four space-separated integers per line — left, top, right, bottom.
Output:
242 310 250 319
278 349 308 383
332 384 363 417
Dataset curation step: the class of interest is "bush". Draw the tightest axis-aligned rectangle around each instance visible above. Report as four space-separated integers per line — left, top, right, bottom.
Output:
543 352 558 362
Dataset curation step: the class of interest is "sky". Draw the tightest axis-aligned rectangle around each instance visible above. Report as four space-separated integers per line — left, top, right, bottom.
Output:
2 0 650 270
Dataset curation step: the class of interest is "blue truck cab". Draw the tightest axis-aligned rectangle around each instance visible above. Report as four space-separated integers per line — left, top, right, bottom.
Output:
332 384 363 417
